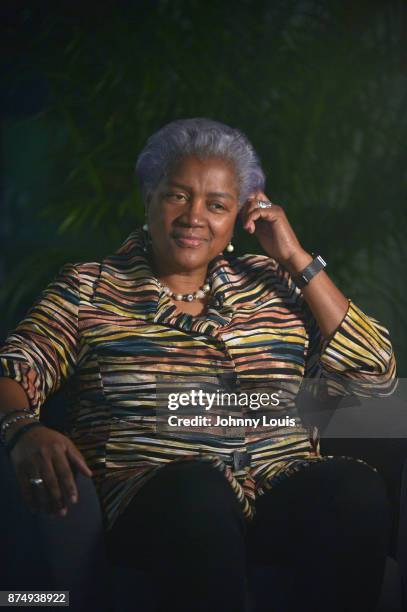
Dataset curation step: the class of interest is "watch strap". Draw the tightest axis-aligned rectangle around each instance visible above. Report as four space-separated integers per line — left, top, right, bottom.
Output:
292 254 327 288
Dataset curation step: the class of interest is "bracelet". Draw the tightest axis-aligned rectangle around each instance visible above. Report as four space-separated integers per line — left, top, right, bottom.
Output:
0 411 36 444
0 409 35 444
5 421 44 455
0 408 33 430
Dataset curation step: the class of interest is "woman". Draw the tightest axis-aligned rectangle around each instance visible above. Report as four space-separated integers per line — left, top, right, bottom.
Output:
0 118 397 612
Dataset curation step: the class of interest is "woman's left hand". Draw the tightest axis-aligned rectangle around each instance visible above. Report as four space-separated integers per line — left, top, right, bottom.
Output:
240 191 309 269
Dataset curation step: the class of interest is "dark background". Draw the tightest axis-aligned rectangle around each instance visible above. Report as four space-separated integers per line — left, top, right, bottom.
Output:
1 0 406 373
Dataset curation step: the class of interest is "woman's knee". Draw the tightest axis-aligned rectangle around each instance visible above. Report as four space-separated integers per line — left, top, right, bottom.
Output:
253 457 390 545
289 457 391 547
317 458 390 518
142 460 247 566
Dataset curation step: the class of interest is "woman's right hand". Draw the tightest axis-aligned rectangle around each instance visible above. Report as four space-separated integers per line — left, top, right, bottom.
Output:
8 423 93 518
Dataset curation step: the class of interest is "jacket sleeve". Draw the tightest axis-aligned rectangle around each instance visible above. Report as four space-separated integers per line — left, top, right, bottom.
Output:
0 263 80 415
271 259 397 397
303 296 397 396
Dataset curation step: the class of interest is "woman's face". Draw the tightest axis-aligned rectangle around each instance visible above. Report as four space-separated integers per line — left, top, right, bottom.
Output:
147 155 240 275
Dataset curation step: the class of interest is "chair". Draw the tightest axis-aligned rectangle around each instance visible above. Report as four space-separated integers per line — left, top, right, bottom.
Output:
1 388 406 612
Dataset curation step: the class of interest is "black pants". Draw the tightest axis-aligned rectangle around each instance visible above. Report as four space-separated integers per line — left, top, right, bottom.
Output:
104 457 390 612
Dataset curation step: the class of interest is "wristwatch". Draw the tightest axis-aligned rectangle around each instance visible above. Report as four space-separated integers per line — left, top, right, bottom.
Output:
292 254 327 288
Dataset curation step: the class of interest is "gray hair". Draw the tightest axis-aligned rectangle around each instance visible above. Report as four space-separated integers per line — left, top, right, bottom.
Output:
135 117 266 209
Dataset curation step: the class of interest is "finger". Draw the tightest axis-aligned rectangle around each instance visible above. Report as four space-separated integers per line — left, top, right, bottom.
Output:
240 196 263 222
36 456 67 515
241 199 279 229
239 193 263 219
66 445 93 478
243 208 277 233
21 462 52 514
15 466 39 514
52 453 79 505
245 200 281 219
245 192 273 208
28 483 56 515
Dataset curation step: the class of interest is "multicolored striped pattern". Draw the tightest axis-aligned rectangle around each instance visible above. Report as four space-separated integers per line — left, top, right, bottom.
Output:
0 228 397 532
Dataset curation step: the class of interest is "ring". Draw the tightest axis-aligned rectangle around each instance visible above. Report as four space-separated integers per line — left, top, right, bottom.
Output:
256 200 273 209
29 477 44 486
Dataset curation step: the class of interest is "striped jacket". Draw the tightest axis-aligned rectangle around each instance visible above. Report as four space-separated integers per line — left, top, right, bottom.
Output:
0 228 397 532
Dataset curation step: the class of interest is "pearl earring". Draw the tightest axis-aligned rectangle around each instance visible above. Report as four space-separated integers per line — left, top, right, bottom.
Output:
142 223 151 253
226 241 234 253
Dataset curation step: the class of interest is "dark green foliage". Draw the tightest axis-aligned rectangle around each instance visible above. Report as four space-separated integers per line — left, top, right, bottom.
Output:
2 0 406 372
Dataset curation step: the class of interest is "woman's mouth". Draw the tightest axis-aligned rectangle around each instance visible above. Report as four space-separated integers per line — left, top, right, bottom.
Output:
172 235 206 248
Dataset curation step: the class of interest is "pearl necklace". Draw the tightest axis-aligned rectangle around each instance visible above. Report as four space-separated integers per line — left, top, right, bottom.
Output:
157 279 211 302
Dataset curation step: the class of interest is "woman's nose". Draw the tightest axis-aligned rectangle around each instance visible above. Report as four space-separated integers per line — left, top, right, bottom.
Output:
178 197 206 226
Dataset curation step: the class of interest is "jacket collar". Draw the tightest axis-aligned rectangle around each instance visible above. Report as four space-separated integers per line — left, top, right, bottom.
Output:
92 227 238 331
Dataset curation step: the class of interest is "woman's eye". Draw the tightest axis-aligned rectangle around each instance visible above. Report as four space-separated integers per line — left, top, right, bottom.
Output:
167 192 187 201
210 202 225 211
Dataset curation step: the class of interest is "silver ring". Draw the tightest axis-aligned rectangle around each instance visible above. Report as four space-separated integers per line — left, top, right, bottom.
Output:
29 477 44 486
256 199 273 209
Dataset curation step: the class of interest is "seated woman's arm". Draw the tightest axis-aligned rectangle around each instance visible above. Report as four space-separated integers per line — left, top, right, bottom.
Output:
240 192 396 396
0 263 92 516
0 263 81 412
